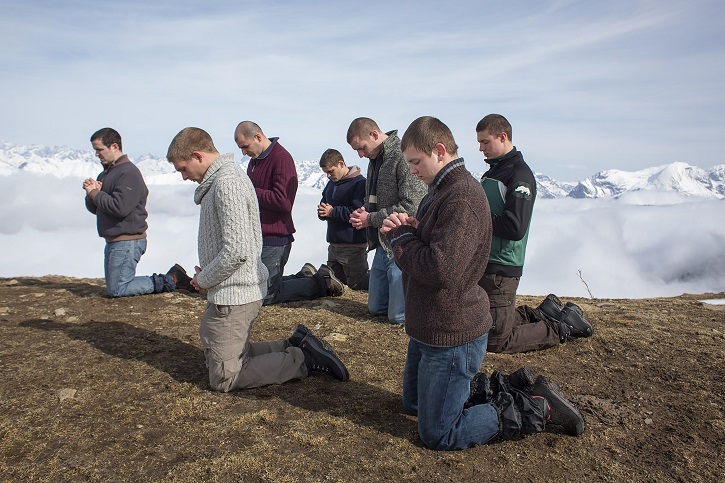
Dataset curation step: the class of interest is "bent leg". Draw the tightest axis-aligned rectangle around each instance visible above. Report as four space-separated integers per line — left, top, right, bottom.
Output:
199 300 306 392
104 239 154 297
414 335 500 450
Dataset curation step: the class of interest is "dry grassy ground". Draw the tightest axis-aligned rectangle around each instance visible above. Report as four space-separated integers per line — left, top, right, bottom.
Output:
0 276 723 482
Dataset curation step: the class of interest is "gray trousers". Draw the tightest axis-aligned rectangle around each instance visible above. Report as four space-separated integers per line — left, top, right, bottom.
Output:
199 300 307 392
479 274 560 353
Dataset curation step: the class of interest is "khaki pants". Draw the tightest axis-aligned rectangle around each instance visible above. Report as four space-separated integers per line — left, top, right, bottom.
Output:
479 274 560 353
199 300 307 392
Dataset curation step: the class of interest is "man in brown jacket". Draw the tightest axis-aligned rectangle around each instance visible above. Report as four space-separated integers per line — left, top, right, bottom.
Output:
382 116 584 450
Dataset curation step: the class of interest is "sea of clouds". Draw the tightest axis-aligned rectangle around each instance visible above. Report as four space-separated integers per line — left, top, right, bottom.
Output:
1 172 723 299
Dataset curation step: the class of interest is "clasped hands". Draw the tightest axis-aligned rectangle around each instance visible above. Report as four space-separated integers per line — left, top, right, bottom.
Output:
380 211 418 235
82 178 102 195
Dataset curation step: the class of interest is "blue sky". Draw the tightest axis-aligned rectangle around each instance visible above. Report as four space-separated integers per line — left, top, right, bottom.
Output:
1 0 723 180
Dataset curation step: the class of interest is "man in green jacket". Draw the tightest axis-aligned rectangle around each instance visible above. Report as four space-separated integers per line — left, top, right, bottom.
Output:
476 114 593 353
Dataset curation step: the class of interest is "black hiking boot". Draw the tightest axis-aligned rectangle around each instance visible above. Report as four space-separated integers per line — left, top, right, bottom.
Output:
537 294 563 320
529 375 585 436
166 264 196 292
299 334 349 381
560 303 593 338
288 324 313 347
318 264 344 297
507 366 538 391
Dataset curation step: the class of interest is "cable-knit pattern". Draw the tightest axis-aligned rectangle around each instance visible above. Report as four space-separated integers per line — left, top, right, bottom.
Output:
194 153 268 305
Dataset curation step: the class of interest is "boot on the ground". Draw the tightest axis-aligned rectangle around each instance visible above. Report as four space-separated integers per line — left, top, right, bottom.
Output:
537 294 563 320
165 264 197 292
318 264 344 297
299 333 349 381
288 324 313 347
300 263 317 277
528 375 585 436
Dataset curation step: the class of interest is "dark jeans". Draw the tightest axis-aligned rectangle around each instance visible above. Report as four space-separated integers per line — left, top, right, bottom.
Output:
478 273 559 353
261 244 325 305
327 244 369 291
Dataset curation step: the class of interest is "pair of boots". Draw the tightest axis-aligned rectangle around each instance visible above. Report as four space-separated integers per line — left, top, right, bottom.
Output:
537 294 594 343
300 263 345 297
467 367 585 439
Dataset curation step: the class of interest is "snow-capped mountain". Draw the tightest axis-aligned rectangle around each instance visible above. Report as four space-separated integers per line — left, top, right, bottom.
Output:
568 162 725 199
1 141 723 199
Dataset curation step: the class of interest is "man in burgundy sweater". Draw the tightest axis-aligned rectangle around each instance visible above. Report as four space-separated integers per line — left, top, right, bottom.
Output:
234 121 343 305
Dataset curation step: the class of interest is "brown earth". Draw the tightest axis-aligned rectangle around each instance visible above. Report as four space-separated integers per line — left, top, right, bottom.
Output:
0 275 723 482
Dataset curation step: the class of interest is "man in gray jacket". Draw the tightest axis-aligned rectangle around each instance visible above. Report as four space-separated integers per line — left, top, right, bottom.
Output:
166 127 348 391
347 118 427 324
84 127 194 297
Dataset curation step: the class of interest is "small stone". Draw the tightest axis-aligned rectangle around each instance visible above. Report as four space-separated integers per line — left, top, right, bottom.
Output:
644 418 653 425
55 308 67 316
59 388 77 402
329 332 348 342
66 316 79 322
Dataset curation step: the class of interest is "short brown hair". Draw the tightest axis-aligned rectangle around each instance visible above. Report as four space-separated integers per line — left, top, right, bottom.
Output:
400 116 458 156
475 114 512 141
319 148 345 168
346 117 380 143
166 127 218 163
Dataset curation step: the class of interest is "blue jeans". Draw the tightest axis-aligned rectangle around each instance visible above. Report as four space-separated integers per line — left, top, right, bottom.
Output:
104 239 155 297
402 333 500 450
368 247 405 323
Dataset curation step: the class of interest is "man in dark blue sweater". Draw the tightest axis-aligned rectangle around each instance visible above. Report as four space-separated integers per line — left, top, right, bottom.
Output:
314 149 369 290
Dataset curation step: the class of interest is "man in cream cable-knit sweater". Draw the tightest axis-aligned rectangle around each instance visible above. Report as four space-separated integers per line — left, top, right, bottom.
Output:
166 127 348 391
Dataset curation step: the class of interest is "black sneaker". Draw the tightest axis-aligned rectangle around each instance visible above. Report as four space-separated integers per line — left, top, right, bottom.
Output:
300 263 317 277
537 294 563 320
560 303 593 338
166 264 197 292
318 264 344 297
529 375 585 436
299 334 349 381
288 324 313 347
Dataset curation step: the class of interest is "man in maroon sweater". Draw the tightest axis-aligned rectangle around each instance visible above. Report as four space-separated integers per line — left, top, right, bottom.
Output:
234 121 343 305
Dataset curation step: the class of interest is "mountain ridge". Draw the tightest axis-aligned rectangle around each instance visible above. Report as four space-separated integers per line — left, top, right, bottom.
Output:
1 141 723 199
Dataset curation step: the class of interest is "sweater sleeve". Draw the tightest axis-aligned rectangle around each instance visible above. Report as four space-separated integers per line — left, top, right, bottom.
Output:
196 176 250 289
387 199 485 289
368 156 426 228
330 177 366 223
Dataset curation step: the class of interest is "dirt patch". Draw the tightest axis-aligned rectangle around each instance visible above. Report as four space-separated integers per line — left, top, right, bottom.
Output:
0 276 723 481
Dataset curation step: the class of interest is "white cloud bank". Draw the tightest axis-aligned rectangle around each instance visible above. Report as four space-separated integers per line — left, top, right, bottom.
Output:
1 174 723 299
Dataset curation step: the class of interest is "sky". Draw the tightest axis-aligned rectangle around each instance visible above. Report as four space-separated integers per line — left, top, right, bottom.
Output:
1 172 724 299
1 0 724 181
